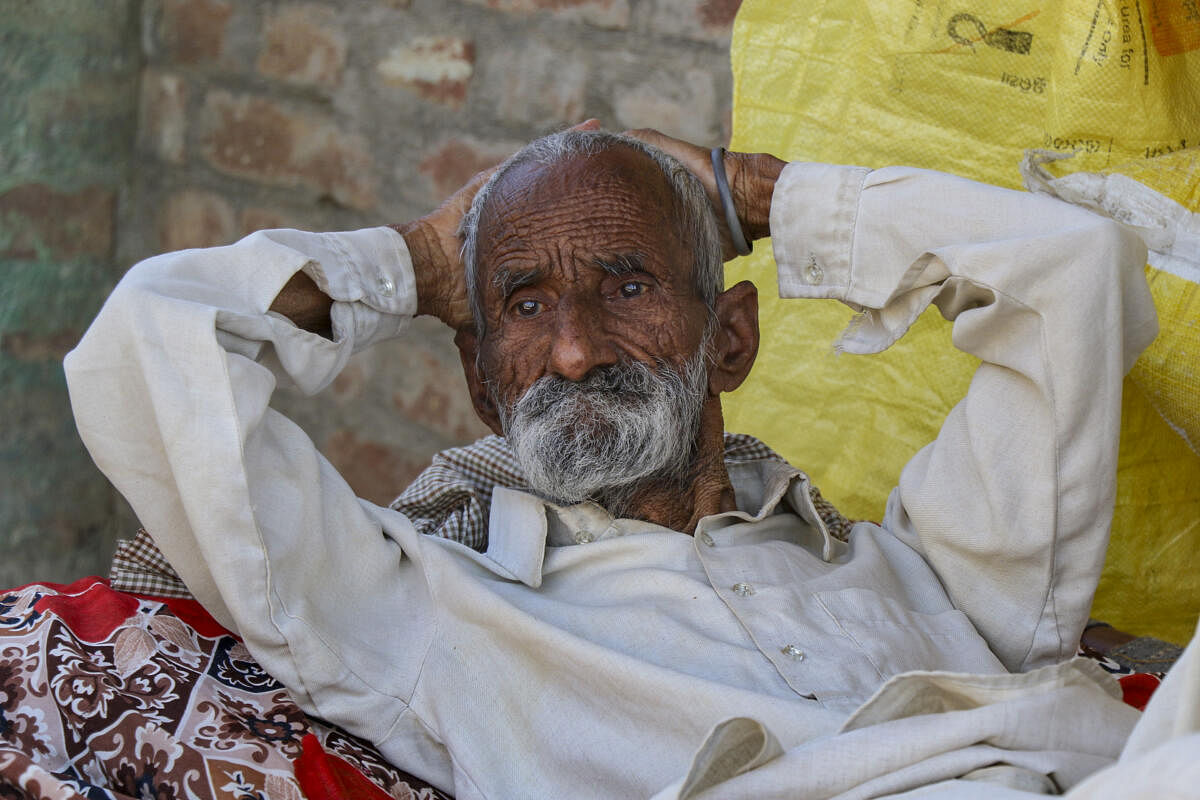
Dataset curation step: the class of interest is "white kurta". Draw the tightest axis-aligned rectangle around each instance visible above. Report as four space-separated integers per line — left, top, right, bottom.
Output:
65 163 1171 799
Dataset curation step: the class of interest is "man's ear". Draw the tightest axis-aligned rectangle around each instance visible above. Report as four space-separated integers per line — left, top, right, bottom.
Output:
707 280 759 396
454 328 505 435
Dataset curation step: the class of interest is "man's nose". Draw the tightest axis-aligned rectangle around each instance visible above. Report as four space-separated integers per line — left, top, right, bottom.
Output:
547 298 618 382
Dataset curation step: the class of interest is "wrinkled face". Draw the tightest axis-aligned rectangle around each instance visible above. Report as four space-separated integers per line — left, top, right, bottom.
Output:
473 146 715 508
476 146 711 406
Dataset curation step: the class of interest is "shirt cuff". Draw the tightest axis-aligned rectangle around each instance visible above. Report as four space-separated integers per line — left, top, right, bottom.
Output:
279 226 418 350
769 163 944 355
771 162 868 304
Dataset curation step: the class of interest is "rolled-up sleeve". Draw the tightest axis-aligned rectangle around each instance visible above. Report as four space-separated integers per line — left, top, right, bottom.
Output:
770 163 1158 671
64 227 436 744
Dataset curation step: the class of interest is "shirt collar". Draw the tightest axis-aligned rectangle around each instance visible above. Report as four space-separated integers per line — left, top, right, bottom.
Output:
483 461 839 588
483 487 549 588
722 460 839 559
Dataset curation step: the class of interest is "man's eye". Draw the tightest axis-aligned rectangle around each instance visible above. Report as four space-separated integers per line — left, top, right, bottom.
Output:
513 299 542 317
619 281 645 298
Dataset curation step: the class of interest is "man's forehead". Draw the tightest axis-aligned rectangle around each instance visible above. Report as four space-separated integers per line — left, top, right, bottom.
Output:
468 141 701 321
484 144 675 223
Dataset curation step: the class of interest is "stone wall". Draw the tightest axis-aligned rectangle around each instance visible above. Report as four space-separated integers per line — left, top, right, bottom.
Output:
1 0 738 585
0 1 141 585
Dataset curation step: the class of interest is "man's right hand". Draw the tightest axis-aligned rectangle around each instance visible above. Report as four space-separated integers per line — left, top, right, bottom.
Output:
392 168 494 333
396 119 604 333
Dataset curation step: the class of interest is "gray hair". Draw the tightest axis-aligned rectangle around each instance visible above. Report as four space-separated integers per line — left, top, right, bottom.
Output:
458 129 723 337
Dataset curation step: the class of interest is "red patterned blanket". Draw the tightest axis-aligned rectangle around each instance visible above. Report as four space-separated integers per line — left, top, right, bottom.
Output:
0 577 450 800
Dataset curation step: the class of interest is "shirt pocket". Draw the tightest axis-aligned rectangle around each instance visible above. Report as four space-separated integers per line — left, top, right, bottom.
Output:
813 586 1006 683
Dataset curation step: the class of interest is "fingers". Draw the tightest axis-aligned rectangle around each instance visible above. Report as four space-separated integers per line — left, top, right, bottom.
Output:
726 152 786 242
622 127 667 146
624 128 708 167
623 127 718 191
621 128 741 259
624 129 785 251
446 120 599 215
622 127 681 149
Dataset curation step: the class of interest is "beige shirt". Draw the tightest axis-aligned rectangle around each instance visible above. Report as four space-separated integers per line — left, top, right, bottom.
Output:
65 163 1158 798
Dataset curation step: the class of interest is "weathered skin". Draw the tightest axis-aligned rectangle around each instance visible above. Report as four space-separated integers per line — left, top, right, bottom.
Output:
475 149 709 403
272 126 786 533
464 146 759 532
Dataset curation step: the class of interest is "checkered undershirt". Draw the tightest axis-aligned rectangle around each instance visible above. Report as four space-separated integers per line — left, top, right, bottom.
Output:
110 433 854 598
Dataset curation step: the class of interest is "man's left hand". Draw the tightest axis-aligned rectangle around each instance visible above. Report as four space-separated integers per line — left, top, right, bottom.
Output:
623 128 784 261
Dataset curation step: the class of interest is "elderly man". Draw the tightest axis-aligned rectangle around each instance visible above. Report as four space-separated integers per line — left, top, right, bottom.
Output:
66 126 1180 798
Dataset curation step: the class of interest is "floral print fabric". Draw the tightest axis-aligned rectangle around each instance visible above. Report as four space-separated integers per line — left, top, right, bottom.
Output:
0 577 451 800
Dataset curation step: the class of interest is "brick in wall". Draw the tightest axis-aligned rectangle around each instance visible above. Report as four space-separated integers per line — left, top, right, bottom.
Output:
482 41 587 128
322 430 428 506
0 184 115 261
159 0 233 64
377 37 475 108
418 136 523 204
459 0 631 29
160 189 236 251
392 356 491 443
200 90 377 210
646 0 742 43
240 207 291 236
613 68 720 143
258 4 347 89
139 70 189 164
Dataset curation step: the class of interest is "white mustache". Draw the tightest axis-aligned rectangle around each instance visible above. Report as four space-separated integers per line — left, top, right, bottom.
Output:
499 347 709 515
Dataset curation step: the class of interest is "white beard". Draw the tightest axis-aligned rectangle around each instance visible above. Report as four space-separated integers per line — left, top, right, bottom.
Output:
498 344 709 516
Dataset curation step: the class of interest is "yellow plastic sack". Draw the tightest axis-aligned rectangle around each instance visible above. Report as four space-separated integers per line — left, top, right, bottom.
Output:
726 0 1200 644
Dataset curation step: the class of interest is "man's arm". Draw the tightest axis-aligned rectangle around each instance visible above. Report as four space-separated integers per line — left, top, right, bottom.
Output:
63 216 473 753
263 168 492 336
767 163 1157 669
630 131 1157 670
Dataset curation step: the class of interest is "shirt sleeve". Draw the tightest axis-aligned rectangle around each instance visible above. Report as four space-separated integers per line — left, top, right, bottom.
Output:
63 227 437 743
769 163 1158 671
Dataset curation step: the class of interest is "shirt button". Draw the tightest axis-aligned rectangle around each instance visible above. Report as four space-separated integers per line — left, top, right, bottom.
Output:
698 532 715 547
574 530 594 544
731 582 755 597
378 275 396 296
803 256 823 285
781 644 806 661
